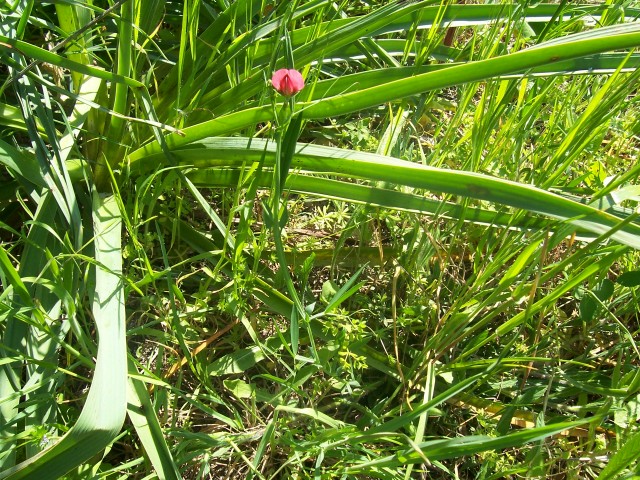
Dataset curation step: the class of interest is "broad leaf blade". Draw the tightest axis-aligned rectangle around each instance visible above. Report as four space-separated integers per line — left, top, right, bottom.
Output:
0 194 127 480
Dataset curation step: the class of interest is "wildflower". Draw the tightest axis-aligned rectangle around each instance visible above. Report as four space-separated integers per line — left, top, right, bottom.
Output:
271 69 304 96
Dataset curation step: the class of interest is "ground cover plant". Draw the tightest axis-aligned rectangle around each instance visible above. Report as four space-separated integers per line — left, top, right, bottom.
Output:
1 0 640 478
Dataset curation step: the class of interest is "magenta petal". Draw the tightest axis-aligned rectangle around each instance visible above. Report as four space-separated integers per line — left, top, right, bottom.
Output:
271 68 304 96
286 69 304 91
271 69 289 89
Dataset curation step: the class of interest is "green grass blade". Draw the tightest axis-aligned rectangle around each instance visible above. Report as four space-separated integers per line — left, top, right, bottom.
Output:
127 359 182 480
130 138 640 249
596 431 640 479
0 193 65 467
302 22 640 119
0 102 29 132
0 194 127 480
185 168 552 234
0 35 144 89
348 419 597 473
301 54 640 101
324 266 367 314
129 22 640 163
0 246 31 306
54 1 92 93
200 5 640 115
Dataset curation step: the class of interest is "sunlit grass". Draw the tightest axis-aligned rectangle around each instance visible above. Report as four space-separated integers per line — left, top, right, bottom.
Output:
1 1 640 479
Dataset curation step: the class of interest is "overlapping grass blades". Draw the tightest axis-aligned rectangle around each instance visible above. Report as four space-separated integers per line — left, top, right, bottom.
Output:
346 418 597 473
130 137 640 249
0 194 126 480
127 359 182 480
129 21 640 161
194 3 640 116
1 0 640 477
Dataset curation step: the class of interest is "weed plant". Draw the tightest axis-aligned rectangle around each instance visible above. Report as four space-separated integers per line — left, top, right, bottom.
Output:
1 1 640 478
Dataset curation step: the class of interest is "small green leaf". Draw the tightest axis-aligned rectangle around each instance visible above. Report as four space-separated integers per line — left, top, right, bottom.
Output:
320 280 339 305
324 265 367 314
597 431 640 480
224 379 256 399
208 347 265 376
617 271 640 287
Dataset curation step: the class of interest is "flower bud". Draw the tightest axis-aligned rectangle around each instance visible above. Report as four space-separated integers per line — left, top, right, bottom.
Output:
271 69 304 96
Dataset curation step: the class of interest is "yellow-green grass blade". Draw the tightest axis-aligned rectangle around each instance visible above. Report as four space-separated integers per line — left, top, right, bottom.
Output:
0 194 127 480
302 22 640 119
0 247 30 306
0 139 46 193
130 137 640 250
185 168 547 233
247 43 638 75
134 0 165 46
129 22 640 163
200 5 640 115
285 4 640 48
0 35 144 89
596 429 640 479
0 103 29 133
299 54 640 102
193 173 630 256
54 1 92 93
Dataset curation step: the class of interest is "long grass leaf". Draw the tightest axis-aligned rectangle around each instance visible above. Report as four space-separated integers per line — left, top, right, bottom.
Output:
127 359 182 480
0 194 127 480
349 419 598 472
0 35 144 88
596 430 640 479
130 138 640 249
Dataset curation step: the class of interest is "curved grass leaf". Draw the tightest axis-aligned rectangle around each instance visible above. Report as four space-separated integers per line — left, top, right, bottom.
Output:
202 3 640 113
54 0 92 93
0 103 28 132
0 140 47 191
130 138 640 249
302 54 640 101
301 22 640 119
129 22 640 162
0 35 144 89
0 194 127 480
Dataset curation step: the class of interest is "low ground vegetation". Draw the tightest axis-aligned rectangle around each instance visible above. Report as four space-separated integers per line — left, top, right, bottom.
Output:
1 1 640 478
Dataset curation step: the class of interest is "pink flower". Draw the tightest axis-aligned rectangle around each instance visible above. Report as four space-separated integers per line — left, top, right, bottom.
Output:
271 69 304 96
